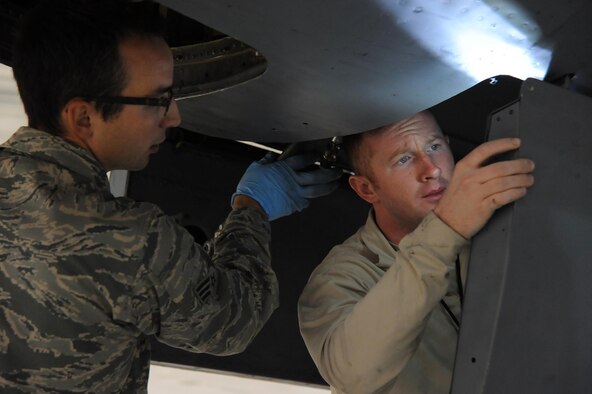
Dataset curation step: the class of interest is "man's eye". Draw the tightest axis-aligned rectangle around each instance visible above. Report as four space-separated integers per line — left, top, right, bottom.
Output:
429 143 441 152
397 155 410 165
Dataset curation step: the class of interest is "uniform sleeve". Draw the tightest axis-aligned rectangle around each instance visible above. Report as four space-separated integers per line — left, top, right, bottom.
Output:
129 206 278 355
298 212 468 392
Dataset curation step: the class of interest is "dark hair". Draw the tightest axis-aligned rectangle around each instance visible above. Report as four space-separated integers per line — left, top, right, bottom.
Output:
12 0 167 136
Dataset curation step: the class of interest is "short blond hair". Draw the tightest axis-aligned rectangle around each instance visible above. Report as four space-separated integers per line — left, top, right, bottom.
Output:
343 111 437 179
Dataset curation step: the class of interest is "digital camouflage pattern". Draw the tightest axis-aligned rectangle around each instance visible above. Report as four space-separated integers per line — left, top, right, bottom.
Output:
0 127 279 393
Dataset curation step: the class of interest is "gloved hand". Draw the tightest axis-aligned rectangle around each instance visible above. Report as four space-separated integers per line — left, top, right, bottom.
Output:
232 152 342 220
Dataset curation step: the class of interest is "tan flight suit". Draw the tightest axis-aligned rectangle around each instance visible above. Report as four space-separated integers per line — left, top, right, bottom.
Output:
299 210 469 393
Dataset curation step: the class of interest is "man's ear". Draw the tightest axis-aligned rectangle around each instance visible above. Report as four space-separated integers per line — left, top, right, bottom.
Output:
60 98 95 144
349 174 379 204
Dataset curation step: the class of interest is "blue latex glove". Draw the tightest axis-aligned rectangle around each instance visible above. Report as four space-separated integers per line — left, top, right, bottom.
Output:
232 152 342 220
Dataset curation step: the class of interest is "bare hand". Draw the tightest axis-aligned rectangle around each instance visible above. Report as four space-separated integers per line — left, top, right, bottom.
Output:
434 138 535 239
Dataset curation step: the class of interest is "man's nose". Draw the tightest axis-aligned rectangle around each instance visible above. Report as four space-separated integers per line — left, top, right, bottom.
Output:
419 154 441 181
161 99 181 128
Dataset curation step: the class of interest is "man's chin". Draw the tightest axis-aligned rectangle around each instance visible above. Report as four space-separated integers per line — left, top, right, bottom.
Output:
126 158 150 172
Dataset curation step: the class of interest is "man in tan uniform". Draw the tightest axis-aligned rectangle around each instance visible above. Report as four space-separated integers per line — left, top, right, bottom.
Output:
298 111 535 393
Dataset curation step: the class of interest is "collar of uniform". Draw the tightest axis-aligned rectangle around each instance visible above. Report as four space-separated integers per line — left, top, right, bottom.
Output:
2 127 110 190
359 208 400 271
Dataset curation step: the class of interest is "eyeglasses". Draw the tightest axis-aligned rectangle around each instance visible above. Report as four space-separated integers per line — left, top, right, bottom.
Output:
83 87 174 116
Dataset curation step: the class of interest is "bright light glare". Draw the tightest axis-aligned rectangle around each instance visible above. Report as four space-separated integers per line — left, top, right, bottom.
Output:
376 0 551 82
455 31 550 82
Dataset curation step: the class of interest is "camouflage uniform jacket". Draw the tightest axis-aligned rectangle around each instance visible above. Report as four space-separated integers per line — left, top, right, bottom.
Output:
0 127 279 393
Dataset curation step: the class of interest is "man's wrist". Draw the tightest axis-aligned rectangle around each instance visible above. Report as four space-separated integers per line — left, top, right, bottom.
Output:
232 194 267 218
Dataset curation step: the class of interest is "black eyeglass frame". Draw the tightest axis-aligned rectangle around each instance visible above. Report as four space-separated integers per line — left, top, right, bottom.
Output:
83 87 174 115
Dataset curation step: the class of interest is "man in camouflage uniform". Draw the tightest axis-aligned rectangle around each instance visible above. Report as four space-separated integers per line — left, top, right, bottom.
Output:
0 0 341 392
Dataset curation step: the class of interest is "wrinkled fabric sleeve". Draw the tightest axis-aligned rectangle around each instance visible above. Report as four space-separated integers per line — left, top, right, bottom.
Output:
128 206 278 355
298 212 468 393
